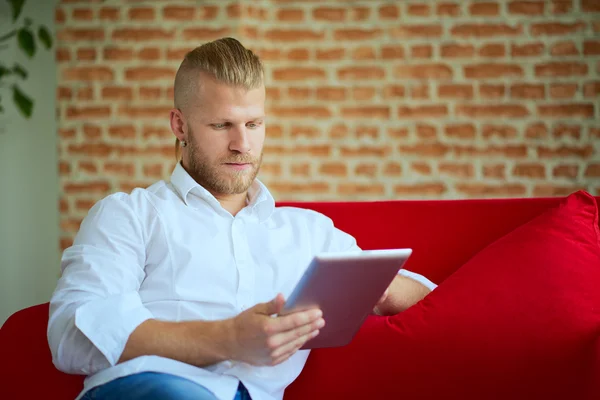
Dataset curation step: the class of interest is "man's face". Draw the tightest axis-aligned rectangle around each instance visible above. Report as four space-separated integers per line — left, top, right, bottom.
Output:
182 73 266 196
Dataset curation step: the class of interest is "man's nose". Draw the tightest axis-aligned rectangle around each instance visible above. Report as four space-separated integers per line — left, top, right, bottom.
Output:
229 126 251 154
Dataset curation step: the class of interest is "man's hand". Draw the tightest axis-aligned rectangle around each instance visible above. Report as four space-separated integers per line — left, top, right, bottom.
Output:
229 294 325 366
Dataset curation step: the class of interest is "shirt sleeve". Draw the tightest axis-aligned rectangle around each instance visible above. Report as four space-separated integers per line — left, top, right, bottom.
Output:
47 193 154 375
325 218 438 291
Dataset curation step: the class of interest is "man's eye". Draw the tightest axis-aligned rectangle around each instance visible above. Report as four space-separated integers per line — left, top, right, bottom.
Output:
212 123 227 129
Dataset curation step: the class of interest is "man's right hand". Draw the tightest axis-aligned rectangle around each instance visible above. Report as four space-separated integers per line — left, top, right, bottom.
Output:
228 294 325 366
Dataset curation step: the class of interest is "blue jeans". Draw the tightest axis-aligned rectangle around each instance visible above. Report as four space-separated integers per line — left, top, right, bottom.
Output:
81 372 252 400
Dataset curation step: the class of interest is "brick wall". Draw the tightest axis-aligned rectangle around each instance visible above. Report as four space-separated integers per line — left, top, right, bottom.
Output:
56 0 599 250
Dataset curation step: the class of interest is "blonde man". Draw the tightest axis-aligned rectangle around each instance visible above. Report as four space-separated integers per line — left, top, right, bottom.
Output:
48 37 436 400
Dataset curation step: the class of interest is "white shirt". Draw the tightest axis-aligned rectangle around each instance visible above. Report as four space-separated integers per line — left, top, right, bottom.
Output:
48 162 436 400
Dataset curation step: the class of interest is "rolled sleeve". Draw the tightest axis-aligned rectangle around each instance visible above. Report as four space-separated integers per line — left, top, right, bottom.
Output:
75 292 153 366
398 269 438 291
48 193 153 375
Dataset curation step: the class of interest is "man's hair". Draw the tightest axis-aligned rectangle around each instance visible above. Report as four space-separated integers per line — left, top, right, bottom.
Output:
173 37 264 159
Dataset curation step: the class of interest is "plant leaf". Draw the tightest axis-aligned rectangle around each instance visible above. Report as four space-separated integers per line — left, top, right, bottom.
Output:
17 28 35 58
0 65 10 79
12 84 33 118
8 0 25 22
38 26 52 49
12 63 27 79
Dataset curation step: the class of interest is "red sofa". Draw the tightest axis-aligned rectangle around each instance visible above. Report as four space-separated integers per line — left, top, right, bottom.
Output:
2 195 599 399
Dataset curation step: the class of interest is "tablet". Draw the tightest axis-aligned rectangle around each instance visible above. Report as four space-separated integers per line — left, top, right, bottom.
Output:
279 248 412 350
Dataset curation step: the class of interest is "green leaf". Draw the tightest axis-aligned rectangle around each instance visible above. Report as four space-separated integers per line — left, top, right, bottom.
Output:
8 0 25 22
12 63 27 79
17 28 35 58
0 65 10 79
38 26 52 49
24 17 32 27
12 84 33 118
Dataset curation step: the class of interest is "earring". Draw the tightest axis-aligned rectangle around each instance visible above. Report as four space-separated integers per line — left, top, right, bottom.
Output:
180 140 187 147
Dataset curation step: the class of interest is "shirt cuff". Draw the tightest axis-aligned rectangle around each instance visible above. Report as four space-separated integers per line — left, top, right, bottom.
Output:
74 292 154 366
397 269 438 291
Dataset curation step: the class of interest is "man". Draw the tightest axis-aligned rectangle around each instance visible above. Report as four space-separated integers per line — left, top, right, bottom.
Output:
48 37 437 400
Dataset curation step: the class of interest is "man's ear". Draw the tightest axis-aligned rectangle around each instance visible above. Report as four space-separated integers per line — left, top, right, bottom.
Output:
169 108 187 141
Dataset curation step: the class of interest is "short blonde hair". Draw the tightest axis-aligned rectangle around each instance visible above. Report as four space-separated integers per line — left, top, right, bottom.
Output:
173 37 264 159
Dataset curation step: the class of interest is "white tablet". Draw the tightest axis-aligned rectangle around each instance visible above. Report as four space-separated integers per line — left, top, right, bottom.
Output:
279 248 412 350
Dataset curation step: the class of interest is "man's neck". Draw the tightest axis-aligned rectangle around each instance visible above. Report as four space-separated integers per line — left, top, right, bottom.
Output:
212 192 248 217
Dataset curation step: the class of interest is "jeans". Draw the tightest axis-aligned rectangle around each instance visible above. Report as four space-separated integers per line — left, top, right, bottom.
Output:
81 372 252 400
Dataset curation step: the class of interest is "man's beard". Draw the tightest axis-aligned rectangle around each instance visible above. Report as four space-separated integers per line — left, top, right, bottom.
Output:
186 133 262 196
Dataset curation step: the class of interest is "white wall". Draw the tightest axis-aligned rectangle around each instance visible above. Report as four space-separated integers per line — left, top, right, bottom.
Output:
0 0 59 325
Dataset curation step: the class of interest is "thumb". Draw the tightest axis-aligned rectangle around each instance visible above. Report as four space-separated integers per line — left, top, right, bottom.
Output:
259 293 285 315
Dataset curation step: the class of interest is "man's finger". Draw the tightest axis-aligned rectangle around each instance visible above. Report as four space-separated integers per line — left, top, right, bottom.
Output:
270 329 320 362
267 318 324 349
268 308 322 334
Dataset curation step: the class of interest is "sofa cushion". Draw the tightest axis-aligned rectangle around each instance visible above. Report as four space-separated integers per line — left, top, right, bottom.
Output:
285 190 600 400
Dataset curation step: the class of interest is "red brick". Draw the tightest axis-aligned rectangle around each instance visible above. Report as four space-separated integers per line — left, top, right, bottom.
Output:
291 126 320 138
531 22 585 36
66 106 111 120
535 62 587 77
513 163 546 178
508 1 545 14
511 42 545 57
411 162 433 175
339 184 385 196
416 124 437 139
274 67 326 81
551 0 573 13
451 23 522 37
99 7 119 21
584 81 600 97
441 44 475 58
57 86 72 100
287 48 310 61
439 163 475 178
72 8 93 20
320 162 347 176
137 47 161 61
105 162 135 175
128 7 154 21
353 87 376 101
182 28 230 41
394 183 447 196
533 185 588 197
550 41 579 56
537 145 594 158
390 25 442 38
407 4 430 16
511 83 545 99
264 29 324 41
338 67 385 80
549 83 578 99
334 29 382 40
108 125 137 139
469 2 499 15
288 87 311 100
379 5 400 18
477 84 505 99
313 7 346 21
411 45 433 58
585 164 600 177
58 28 104 41
399 143 450 157
113 28 174 41
582 0 600 11
437 3 460 16
553 124 581 139
269 106 332 119
55 8 66 24
316 87 345 101
56 47 70 62
394 64 453 79
457 104 529 118
163 6 195 20
104 47 133 61
102 86 133 100
537 104 594 118
341 107 390 119
483 164 506 179
438 84 474 99
277 9 303 21
456 184 526 196
383 85 405 99
444 124 476 139
125 67 175 81
316 48 345 60
482 125 518 139
525 123 548 139
553 164 579 179
464 64 523 79
479 43 505 57
381 46 405 59
584 40 600 55
352 47 376 60
398 105 448 118
383 162 402 176
118 106 171 119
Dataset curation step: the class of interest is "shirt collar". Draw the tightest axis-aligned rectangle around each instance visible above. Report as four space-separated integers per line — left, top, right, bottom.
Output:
170 161 275 222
